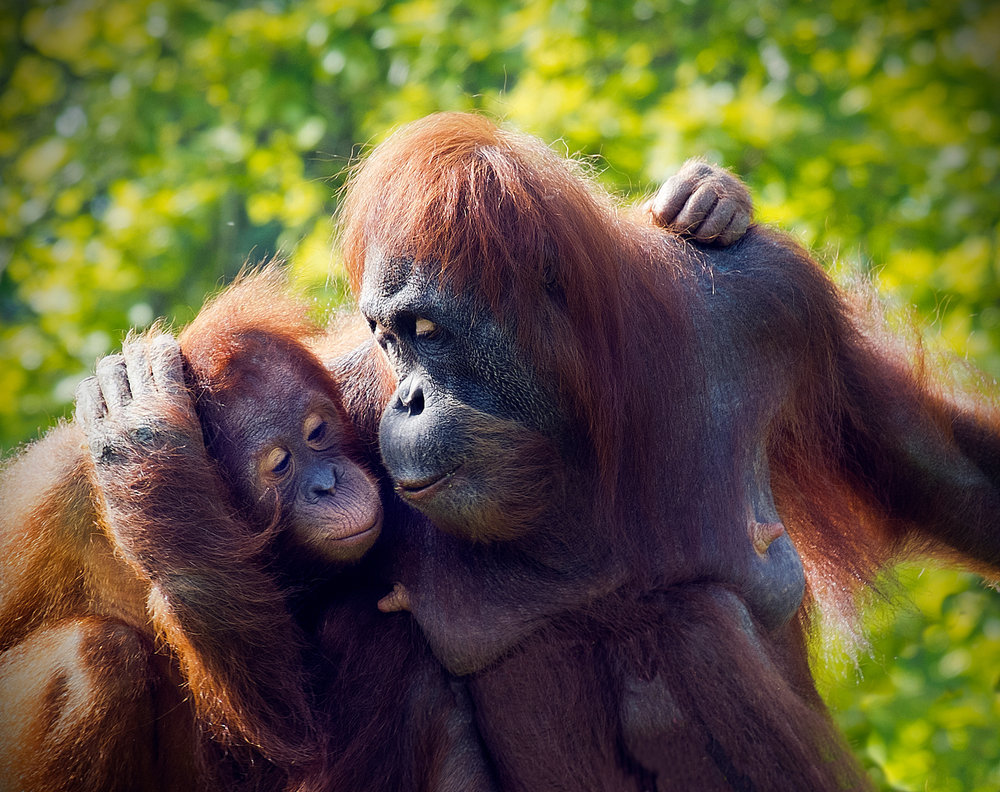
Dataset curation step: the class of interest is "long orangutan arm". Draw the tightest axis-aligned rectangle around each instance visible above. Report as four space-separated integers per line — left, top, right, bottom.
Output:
76 334 321 770
836 339 1000 574
750 228 1000 579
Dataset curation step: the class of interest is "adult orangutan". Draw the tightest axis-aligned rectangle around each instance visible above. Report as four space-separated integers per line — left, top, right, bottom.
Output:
329 113 1000 790
0 270 493 792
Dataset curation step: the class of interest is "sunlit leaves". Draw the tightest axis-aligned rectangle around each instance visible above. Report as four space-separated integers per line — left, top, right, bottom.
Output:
2 3 999 785
818 566 1000 791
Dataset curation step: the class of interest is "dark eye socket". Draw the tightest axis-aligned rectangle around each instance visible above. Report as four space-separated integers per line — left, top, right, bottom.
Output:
373 315 447 352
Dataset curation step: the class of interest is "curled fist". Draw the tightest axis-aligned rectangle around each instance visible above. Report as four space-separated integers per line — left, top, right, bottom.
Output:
644 158 753 246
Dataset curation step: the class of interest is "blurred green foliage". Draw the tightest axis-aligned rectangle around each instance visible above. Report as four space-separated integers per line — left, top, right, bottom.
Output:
1 0 998 788
817 566 1000 791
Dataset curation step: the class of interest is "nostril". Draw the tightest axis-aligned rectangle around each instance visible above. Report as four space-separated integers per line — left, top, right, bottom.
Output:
407 387 424 417
397 375 425 417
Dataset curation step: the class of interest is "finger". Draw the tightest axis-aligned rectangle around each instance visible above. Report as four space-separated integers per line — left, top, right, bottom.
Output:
95 354 131 410
148 334 187 399
673 184 719 232
648 160 716 227
648 178 694 226
122 335 155 401
74 376 106 427
377 583 412 613
694 202 736 243
718 210 751 247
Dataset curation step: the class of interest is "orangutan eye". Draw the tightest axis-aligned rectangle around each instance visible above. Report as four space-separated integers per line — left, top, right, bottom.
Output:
414 318 438 338
303 413 333 449
262 446 292 478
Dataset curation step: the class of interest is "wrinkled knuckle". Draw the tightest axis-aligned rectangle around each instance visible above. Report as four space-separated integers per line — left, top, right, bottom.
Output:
658 173 682 190
152 332 179 348
150 335 181 361
89 420 176 465
682 159 713 177
696 163 716 180
713 182 735 200
95 356 123 378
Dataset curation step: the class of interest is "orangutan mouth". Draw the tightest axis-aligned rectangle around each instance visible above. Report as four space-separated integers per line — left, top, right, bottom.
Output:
396 467 461 501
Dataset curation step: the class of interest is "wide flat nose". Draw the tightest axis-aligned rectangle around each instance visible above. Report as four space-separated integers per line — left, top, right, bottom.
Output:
305 465 338 502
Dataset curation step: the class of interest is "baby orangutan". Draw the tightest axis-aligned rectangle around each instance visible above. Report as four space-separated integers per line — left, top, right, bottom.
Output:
0 269 493 792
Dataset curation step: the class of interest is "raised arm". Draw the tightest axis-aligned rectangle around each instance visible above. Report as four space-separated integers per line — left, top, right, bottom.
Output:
75 334 322 773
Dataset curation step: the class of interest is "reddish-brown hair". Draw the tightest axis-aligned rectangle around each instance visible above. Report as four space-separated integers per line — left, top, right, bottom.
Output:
181 267 324 395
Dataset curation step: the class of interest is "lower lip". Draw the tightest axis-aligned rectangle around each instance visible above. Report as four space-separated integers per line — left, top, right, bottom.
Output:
332 522 380 545
332 507 384 542
397 467 459 501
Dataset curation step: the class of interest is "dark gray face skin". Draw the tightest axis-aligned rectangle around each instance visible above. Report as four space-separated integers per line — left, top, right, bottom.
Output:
359 251 568 542
209 359 383 565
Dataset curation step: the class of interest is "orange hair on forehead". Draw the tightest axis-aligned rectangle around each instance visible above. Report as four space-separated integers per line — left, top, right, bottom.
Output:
177 266 366 468
339 112 634 314
179 266 328 396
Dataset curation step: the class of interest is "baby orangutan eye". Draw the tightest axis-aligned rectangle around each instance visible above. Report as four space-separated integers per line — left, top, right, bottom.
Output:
261 446 292 479
303 413 333 450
